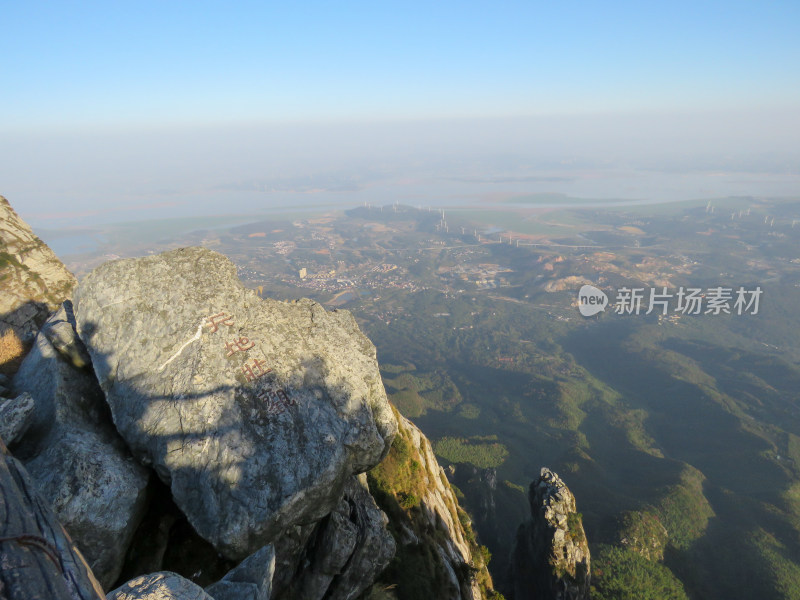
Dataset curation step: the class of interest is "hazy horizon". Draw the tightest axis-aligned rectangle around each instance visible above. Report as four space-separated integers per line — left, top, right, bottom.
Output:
5 109 798 229
3 2 798 228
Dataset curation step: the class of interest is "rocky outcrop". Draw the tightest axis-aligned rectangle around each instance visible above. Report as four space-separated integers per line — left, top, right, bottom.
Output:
108 572 213 600
0 195 76 372
511 468 590 600
11 304 151 589
2 242 399 598
73 247 397 561
368 409 495 599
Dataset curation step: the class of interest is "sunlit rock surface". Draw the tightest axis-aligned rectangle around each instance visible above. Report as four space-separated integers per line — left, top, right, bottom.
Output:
0 195 76 373
73 246 397 560
107 572 213 600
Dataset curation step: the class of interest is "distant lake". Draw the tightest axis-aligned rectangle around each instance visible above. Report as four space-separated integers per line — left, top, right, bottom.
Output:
23 168 800 231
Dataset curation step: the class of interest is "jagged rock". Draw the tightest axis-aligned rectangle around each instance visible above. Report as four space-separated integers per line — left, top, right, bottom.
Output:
325 475 396 600
0 195 76 372
511 468 590 600
73 247 397 560
0 392 35 446
0 439 106 600
12 306 151 589
281 475 395 600
206 544 275 600
107 572 213 600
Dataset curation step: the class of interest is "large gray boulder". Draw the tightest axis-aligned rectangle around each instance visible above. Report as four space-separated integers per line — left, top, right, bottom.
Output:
107 572 213 600
73 247 397 560
23 429 151 588
12 304 151 589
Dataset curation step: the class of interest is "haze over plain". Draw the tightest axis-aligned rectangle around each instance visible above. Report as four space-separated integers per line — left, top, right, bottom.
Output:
2 1 798 227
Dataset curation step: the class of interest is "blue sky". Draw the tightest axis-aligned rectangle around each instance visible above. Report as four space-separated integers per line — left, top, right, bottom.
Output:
2 2 799 225
3 1 798 129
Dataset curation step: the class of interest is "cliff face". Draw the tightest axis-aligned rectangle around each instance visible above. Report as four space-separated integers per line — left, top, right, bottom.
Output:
510 468 590 600
0 195 76 374
368 410 498 600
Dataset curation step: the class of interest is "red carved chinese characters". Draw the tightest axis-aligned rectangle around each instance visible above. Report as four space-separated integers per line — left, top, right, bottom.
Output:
203 309 296 419
242 358 271 382
257 387 296 415
206 312 235 333
224 336 255 356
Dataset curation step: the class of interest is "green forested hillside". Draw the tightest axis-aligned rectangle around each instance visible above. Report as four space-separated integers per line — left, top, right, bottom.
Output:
350 200 800 599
